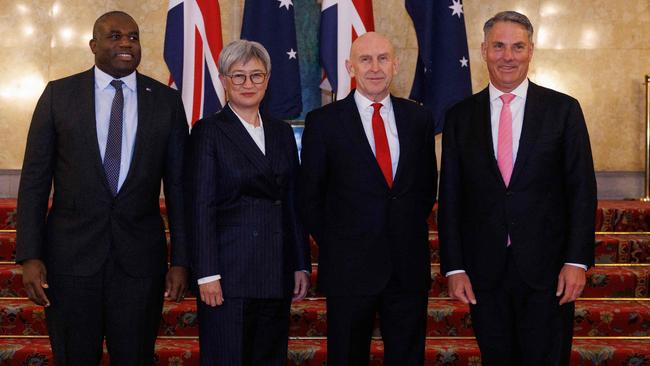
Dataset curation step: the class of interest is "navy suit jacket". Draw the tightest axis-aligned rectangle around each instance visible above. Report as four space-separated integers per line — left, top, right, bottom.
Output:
17 68 188 277
299 92 438 296
439 81 597 290
187 105 310 299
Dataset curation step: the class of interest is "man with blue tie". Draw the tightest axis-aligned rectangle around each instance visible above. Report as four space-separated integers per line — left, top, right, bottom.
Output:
16 11 188 365
439 11 597 366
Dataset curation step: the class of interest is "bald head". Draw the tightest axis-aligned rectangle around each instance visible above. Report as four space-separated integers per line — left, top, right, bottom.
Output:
346 32 399 101
350 32 395 60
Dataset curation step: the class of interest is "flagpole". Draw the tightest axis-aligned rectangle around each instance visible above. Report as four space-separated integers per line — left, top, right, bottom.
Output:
640 75 650 202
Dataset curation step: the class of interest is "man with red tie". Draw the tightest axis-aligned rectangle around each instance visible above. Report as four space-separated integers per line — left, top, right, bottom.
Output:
299 32 438 365
439 11 597 366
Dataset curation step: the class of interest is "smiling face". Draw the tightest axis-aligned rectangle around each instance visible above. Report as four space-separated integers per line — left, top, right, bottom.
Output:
481 21 534 93
90 13 141 78
346 32 399 102
219 57 269 112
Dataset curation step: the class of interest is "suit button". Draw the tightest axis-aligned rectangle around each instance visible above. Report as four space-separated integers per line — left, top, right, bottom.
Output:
274 200 282 206
253 230 259 237
506 191 513 196
390 196 397 200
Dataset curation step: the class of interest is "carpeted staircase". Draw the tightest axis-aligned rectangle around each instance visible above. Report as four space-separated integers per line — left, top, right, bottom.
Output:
0 198 649 365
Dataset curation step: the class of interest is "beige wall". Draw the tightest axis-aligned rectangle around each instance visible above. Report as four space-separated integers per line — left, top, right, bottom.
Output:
0 0 647 171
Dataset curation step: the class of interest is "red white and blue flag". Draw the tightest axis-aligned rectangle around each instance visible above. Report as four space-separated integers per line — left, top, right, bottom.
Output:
164 0 225 126
320 0 374 100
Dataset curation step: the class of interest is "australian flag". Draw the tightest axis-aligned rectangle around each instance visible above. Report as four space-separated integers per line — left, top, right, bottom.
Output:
406 0 472 134
241 0 302 119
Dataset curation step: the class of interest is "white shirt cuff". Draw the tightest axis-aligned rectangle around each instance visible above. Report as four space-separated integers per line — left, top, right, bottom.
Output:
565 263 588 271
445 270 466 277
197 274 221 285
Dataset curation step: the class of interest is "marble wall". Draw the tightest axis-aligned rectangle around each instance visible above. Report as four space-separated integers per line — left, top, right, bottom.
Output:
0 0 648 172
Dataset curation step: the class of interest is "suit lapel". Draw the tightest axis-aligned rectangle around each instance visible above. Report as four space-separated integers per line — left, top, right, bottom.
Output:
338 92 390 188
79 68 114 196
390 96 411 190
476 88 504 185
262 113 282 177
510 81 544 186
118 72 153 196
215 105 277 186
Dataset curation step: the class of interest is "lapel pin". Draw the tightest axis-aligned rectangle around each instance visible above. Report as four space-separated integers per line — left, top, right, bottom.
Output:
145 87 152 92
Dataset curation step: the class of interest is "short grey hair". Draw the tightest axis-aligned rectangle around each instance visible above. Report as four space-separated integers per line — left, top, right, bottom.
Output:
218 39 271 75
483 11 534 42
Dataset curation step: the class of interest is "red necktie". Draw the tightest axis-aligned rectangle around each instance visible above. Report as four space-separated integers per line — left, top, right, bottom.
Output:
371 103 393 187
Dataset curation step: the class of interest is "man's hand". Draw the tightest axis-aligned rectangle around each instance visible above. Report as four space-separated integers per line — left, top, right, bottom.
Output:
164 266 188 302
447 272 477 305
292 271 310 302
22 259 50 307
556 264 586 305
199 279 224 307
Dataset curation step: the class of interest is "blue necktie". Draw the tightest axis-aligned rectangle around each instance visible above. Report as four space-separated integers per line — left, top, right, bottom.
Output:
104 80 124 196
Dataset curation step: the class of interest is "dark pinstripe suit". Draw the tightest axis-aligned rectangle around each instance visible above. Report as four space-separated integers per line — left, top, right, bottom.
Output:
187 105 310 365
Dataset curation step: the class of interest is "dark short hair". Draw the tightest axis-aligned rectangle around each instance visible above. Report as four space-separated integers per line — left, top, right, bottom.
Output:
483 11 534 42
93 11 137 39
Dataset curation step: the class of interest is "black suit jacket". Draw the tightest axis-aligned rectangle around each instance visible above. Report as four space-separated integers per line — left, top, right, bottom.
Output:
187 105 310 299
16 68 188 277
439 81 597 290
299 92 438 296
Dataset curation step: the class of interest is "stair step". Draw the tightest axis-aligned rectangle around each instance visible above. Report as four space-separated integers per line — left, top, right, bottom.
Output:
2 199 650 232
3 231 650 265
0 337 648 365
1 298 649 338
1 264 649 299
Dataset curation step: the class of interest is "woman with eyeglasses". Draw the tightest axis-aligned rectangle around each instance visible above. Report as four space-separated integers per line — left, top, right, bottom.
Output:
187 39 311 366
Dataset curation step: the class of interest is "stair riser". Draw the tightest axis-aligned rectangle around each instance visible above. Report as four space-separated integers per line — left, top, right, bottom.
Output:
0 338 648 366
2 300 649 338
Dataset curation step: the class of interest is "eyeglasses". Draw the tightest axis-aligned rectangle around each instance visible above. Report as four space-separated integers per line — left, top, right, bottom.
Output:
225 72 267 85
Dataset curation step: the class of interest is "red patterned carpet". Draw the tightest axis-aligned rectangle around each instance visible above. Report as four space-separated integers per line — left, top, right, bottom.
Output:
1 199 650 365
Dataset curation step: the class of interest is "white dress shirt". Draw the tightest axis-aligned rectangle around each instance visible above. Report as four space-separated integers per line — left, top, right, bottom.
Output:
445 79 586 276
94 67 138 192
353 91 400 177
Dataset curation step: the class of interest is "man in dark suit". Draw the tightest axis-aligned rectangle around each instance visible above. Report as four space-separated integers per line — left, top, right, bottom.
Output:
299 32 438 365
439 11 597 366
16 11 188 365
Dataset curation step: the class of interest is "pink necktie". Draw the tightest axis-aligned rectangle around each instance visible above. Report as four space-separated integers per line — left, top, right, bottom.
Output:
497 93 515 187
371 103 393 187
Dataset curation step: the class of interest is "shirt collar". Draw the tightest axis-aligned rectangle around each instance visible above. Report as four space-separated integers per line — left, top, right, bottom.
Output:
353 90 392 111
488 78 529 102
94 66 137 92
229 103 263 129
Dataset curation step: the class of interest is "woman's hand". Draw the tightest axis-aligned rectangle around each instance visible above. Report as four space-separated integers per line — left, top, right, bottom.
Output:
199 279 225 307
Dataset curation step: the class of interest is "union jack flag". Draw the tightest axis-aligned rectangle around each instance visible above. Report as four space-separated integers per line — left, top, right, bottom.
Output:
164 0 225 126
320 0 374 100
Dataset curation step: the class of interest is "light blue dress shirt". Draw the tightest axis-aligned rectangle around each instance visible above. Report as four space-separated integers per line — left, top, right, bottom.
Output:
94 67 138 193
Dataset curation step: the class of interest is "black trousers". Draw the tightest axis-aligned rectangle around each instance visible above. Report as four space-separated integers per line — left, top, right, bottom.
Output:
326 278 429 366
44 255 165 366
470 249 574 366
197 297 292 366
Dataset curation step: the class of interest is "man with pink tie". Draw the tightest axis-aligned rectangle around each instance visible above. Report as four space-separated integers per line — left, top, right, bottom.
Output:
439 11 597 366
